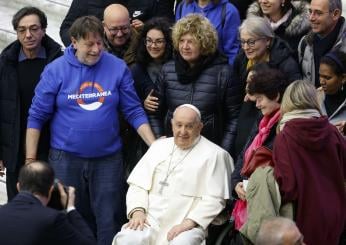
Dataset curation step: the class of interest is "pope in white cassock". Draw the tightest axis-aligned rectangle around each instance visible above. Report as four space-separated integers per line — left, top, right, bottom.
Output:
112 104 234 245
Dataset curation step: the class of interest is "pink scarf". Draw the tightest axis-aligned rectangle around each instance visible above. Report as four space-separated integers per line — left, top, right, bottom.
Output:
242 109 281 174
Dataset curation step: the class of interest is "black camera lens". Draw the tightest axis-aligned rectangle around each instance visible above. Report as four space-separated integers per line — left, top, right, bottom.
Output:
47 180 68 210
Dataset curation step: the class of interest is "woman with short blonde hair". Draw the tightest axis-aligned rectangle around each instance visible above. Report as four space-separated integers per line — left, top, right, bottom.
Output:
172 14 218 57
148 13 242 154
175 0 240 64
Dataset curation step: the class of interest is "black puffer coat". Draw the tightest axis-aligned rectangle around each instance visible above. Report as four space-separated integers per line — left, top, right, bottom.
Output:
149 54 242 154
0 35 62 171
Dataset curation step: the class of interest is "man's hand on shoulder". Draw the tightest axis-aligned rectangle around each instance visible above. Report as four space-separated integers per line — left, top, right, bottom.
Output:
124 209 149 231
167 219 197 241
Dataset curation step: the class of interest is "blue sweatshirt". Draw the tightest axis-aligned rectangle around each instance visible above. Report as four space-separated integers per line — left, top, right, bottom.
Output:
176 0 240 64
28 45 148 157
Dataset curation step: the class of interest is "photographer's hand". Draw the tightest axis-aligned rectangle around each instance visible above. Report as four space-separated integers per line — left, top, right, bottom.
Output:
66 186 76 209
0 160 5 177
57 182 69 209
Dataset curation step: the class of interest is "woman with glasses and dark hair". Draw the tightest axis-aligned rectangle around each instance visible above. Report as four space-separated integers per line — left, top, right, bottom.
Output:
123 18 173 174
232 16 301 160
247 0 310 54
131 17 173 112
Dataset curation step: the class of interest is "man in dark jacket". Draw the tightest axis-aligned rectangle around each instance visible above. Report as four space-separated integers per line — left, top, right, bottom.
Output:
59 0 175 47
0 6 62 201
299 0 345 87
59 0 126 46
103 3 139 65
0 161 96 245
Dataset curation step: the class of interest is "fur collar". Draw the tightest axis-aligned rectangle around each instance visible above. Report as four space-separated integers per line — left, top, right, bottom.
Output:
247 1 310 37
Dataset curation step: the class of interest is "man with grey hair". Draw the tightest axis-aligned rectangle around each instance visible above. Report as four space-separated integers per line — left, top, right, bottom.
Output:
256 217 305 245
299 0 345 87
112 104 234 245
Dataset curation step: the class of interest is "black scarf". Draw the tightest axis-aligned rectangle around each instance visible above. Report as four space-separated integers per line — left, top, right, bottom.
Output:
174 51 219 84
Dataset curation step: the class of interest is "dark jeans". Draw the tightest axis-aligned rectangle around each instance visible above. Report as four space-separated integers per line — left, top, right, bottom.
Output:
49 149 126 245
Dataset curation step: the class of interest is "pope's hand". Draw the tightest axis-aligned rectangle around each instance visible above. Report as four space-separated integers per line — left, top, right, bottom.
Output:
124 210 150 231
235 182 246 200
167 219 197 241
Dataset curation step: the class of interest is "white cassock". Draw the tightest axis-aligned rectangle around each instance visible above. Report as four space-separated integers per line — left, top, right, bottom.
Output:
113 136 234 245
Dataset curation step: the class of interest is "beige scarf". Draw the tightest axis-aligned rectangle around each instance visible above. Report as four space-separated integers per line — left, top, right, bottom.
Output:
278 109 321 132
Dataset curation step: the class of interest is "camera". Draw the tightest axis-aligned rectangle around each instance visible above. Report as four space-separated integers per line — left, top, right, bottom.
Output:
47 179 68 210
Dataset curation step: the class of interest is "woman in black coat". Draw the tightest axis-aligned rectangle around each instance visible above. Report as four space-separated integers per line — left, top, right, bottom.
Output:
232 16 301 160
149 14 242 154
121 17 173 176
130 17 173 110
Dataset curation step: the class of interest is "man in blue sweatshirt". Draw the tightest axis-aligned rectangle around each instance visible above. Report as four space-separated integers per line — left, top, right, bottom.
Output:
25 16 156 245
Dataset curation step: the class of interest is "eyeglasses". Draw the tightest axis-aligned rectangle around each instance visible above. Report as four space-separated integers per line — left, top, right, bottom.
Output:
16 25 42 36
104 24 130 35
308 9 330 17
240 37 266 48
144 38 166 47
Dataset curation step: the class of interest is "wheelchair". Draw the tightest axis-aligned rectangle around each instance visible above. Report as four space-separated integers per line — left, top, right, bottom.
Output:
206 198 245 245
214 217 244 245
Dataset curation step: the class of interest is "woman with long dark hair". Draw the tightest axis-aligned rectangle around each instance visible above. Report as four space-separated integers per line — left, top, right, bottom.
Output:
131 17 173 111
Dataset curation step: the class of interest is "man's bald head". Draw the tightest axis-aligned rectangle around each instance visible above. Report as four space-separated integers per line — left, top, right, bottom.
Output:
103 4 131 48
256 217 305 245
103 4 129 21
18 161 55 197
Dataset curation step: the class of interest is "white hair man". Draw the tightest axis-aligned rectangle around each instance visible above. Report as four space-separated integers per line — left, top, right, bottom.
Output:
113 104 234 245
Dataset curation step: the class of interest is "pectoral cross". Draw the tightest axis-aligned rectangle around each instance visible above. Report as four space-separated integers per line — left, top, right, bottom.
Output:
158 179 169 194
